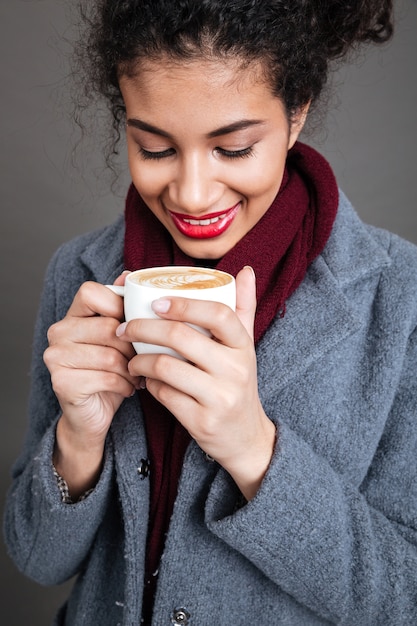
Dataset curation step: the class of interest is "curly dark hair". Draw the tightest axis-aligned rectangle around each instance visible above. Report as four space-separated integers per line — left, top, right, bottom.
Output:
75 0 393 162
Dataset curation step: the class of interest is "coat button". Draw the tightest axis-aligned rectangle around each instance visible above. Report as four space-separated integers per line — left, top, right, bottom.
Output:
137 458 150 479
171 607 190 625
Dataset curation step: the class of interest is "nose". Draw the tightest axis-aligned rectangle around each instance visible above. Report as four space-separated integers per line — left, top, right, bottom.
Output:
168 152 221 214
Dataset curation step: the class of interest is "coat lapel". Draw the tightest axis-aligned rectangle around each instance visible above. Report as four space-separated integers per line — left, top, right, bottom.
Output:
256 193 391 395
79 215 126 284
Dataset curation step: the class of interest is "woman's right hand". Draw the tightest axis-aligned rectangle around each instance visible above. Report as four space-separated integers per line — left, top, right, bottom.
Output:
43 273 139 497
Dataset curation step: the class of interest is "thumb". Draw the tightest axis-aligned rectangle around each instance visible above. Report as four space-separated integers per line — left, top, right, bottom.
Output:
235 266 257 340
113 270 132 286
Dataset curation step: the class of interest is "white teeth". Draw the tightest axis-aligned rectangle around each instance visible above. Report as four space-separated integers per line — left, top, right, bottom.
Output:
183 213 227 226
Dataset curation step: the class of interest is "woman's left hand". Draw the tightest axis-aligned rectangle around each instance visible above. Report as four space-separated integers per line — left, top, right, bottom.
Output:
116 266 276 500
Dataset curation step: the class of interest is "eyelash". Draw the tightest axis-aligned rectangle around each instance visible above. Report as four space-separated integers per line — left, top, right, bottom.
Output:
138 146 254 161
216 147 254 159
139 148 174 161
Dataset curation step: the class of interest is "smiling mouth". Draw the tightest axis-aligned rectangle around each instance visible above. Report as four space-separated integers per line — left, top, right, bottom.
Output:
169 203 240 239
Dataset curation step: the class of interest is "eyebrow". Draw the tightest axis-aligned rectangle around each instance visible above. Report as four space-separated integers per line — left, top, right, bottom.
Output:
126 118 266 139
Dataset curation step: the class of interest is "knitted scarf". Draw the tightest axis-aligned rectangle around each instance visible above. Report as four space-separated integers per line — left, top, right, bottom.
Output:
123 141 338 621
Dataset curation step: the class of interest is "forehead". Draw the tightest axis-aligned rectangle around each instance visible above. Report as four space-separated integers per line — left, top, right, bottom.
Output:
119 56 285 122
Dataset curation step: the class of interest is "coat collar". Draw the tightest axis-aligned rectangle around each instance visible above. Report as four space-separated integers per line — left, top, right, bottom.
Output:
256 191 391 396
80 214 126 284
320 191 391 287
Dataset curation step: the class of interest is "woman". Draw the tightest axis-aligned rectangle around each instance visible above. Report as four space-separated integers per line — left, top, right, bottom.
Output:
4 1 417 624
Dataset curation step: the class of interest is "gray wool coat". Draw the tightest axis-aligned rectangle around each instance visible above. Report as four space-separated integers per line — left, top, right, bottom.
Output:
4 192 417 625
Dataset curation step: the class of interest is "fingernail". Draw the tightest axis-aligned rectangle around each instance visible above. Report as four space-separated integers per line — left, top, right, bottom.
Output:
152 298 171 313
244 265 256 279
116 322 128 337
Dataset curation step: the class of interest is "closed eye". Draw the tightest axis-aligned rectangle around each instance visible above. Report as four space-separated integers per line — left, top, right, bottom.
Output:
139 147 175 160
216 146 254 159
138 146 254 160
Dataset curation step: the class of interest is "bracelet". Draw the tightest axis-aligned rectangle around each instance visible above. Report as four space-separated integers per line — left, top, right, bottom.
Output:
52 465 94 504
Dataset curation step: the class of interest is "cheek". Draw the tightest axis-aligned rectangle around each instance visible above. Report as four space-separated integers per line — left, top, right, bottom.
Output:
238 161 285 200
126 145 162 198
129 164 166 201
235 140 288 198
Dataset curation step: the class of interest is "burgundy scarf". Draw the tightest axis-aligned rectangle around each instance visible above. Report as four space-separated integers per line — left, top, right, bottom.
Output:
123 141 338 620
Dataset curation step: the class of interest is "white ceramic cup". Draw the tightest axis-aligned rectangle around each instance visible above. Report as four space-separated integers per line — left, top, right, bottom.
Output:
106 266 236 358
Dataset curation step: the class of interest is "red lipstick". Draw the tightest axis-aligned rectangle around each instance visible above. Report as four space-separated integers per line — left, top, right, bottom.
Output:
169 203 240 239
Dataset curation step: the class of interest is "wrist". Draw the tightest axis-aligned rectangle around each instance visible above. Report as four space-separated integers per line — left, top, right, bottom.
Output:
226 418 276 501
52 465 94 504
53 416 105 500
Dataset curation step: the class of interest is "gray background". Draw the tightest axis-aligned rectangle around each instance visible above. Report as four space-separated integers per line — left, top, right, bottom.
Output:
1 0 416 623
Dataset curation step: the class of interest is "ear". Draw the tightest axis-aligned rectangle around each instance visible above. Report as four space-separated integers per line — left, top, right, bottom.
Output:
288 102 311 149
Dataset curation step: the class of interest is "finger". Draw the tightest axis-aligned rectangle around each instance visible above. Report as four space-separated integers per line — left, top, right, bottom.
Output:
44 342 138 387
120 315 236 372
66 281 125 319
235 266 257 341
147 297 248 349
48 367 136 402
128 350 212 399
113 270 132 287
48 316 135 360
145 376 200 430
128 336 253 414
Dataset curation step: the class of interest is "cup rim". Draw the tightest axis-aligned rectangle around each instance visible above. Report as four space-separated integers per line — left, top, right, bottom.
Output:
125 266 235 285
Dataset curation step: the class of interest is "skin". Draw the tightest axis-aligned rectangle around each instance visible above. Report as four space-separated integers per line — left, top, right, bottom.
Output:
45 57 308 501
120 58 307 260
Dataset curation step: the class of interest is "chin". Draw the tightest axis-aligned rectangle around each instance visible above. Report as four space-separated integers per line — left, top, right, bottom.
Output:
177 239 235 261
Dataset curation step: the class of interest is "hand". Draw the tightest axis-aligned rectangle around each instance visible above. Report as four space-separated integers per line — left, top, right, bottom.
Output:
117 266 276 500
43 272 139 496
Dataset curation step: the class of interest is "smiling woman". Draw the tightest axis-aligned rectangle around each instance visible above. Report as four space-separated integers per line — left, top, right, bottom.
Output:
4 2 417 626
120 59 307 258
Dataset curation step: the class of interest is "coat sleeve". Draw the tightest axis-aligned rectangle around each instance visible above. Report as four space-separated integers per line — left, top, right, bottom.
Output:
3 246 116 586
205 325 417 625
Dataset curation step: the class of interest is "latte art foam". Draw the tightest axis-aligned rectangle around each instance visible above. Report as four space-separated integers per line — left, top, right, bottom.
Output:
130 267 232 290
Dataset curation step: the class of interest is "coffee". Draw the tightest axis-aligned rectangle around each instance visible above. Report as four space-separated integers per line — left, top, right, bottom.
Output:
129 267 232 290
